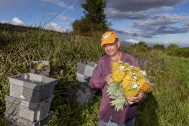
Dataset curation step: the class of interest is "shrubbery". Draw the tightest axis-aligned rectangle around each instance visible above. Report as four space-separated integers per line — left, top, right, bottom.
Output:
153 44 165 50
130 42 149 52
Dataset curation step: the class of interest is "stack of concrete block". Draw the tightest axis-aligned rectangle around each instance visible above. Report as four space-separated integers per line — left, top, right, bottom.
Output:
75 61 97 106
76 61 97 85
5 73 57 126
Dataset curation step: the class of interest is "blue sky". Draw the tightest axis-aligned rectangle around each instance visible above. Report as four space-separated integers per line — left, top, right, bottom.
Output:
1 0 189 47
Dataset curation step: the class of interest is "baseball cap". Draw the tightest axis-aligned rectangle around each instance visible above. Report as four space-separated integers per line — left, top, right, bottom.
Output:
101 31 118 46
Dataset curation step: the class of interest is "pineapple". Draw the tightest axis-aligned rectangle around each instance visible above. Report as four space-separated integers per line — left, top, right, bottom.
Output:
32 65 38 69
59 69 64 78
125 86 139 97
136 71 145 80
138 78 152 93
107 61 152 111
21 62 27 73
32 62 48 69
112 61 127 83
133 66 141 71
122 75 140 97
35 62 48 70
122 73 131 90
112 61 122 70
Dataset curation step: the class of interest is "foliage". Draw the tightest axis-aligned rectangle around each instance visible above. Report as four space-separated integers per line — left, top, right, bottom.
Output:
72 0 109 36
165 47 189 57
0 23 189 125
153 44 165 50
130 42 149 52
167 43 179 49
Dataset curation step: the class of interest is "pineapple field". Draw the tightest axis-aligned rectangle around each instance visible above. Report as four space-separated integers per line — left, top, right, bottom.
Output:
0 23 189 126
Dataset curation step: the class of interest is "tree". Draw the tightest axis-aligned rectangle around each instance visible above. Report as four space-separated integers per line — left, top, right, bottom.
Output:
131 42 149 52
167 43 179 49
72 0 109 36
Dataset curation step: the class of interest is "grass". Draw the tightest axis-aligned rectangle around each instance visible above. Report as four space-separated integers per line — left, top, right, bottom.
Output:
164 47 189 57
0 23 189 125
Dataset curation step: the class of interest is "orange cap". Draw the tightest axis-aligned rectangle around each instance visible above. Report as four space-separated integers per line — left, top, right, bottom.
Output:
101 31 118 46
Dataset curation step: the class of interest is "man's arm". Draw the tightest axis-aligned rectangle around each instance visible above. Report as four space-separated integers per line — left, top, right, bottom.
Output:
89 60 106 89
126 92 146 104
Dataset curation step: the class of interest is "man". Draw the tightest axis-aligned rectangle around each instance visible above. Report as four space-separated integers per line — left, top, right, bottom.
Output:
89 31 146 126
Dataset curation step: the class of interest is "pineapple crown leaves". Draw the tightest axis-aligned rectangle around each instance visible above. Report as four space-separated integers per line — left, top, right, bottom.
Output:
106 82 128 111
129 82 140 90
107 82 124 97
38 63 46 67
112 65 127 71
133 75 137 80
110 98 128 111
118 60 123 63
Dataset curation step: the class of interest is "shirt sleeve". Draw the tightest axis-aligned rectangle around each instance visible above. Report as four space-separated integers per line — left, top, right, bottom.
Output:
89 59 106 89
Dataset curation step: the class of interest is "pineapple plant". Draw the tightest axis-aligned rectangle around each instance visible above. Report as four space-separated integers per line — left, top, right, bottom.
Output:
107 61 152 111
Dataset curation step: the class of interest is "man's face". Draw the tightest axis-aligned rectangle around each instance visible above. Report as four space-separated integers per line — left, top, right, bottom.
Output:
103 41 120 57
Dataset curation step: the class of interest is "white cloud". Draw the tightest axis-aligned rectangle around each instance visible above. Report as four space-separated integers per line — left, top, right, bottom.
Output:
163 41 169 44
11 17 26 26
47 22 71 32
0 20 8 23
125 39 140 44
40 0 74 10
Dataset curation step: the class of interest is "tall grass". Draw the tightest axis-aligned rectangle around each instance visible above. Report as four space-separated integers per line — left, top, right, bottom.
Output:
0 24 189 125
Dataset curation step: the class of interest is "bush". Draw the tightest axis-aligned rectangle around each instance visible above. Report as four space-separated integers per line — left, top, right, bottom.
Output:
167 43 179 49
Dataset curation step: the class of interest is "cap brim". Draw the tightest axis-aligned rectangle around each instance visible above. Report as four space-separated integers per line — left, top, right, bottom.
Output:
101 39 115 46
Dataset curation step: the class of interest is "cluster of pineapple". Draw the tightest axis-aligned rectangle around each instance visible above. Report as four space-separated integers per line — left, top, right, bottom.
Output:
32 62 48 70
107 61 152 111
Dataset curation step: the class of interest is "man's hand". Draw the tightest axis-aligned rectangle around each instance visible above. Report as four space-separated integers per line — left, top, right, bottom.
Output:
126 92 145 105
104 73 113 85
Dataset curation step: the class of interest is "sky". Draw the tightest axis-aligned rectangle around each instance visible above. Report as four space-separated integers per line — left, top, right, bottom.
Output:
1 0 189 48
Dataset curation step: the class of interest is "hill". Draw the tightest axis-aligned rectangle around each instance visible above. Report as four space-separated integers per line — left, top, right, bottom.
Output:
0 23 189 125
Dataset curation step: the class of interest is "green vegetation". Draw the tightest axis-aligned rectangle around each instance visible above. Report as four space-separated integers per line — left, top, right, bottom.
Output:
130 42 149 52
167 43 179 50
165 47 189 57
72 0 109 36
153 44 165 50
0 23 189 125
